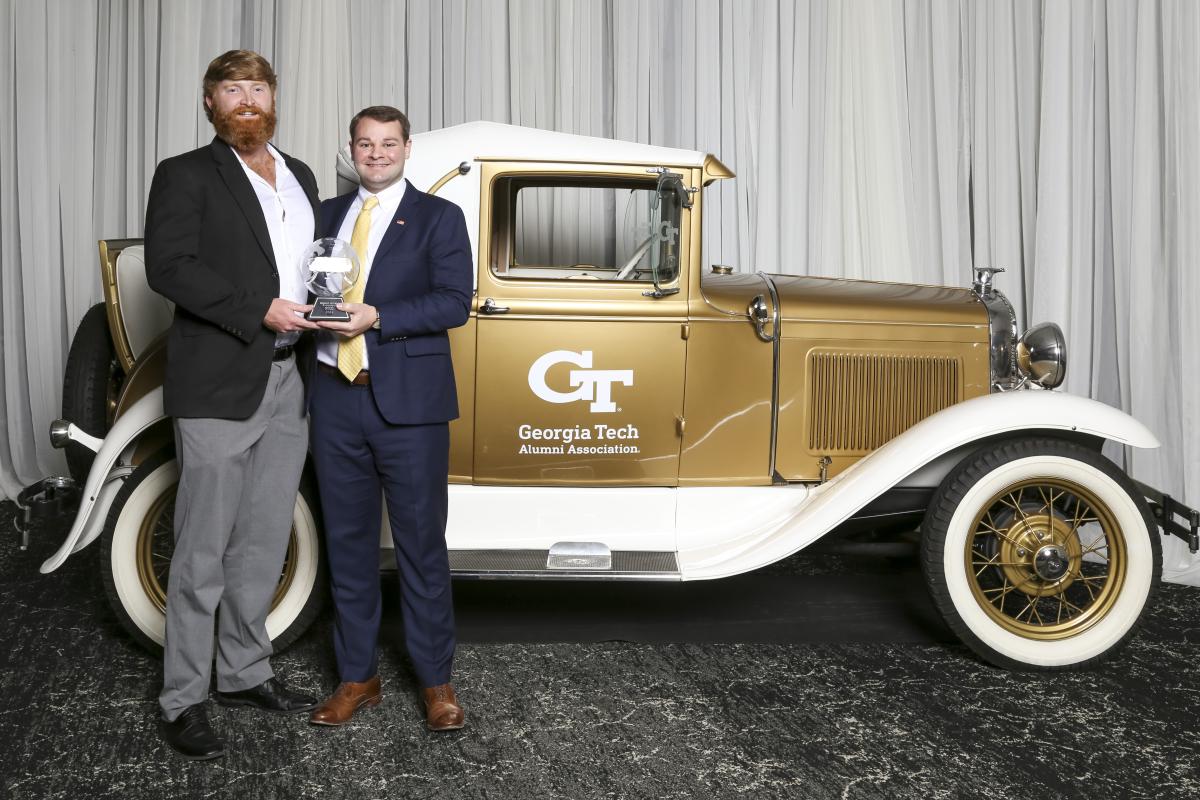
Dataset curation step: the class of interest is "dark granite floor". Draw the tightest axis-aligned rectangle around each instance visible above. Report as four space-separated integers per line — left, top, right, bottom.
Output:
2 499 1199 799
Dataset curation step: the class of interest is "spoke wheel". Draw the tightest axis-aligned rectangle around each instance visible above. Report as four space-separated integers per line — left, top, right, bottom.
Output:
921 438 1159 670
132 493 301 614
967 479 1123 638
101 450 325 654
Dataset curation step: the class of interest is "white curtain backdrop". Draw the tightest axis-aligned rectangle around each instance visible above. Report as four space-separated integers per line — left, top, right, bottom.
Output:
1 0 1196 581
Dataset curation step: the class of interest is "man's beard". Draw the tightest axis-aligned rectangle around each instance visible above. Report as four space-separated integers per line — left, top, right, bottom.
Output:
212 104 277 151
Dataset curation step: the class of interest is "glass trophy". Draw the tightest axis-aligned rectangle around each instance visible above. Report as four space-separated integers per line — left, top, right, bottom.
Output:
300 238 362 321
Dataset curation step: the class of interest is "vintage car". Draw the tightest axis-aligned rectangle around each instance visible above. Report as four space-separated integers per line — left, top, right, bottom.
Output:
20 122 1198 671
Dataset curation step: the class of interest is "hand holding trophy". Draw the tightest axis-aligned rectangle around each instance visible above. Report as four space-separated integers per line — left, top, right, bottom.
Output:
300 238 363 321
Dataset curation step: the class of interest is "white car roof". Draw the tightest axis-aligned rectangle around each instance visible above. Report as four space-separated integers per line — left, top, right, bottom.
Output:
411 120 708 168
336 121 713 193
334 121 725 278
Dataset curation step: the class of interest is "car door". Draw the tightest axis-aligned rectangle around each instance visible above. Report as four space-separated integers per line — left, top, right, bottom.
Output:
472 164 691 495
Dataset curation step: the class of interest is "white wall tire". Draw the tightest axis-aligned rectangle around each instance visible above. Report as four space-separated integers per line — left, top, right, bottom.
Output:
920 438 1160 670
99 451 325 654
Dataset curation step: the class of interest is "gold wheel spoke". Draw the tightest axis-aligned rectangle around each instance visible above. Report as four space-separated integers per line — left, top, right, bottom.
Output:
1067 502 1099 537
1068 498 1086 532
977 518 1007 536
985 571 1040 600
1056 595 1069 624
1059 597 1089 616
1015 597 1038 623
982 577 1019 603
1037 485 1062 515
1054 595 1083 622
977 523 1024 549
999 488 1031 525
971 547 999 565
1075 574 1107 602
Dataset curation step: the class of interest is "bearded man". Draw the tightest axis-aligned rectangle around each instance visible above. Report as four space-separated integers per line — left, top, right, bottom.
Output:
144 49 321 761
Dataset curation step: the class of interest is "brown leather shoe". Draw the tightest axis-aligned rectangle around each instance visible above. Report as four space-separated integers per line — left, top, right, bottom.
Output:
309 676 382 726
423 683 465 731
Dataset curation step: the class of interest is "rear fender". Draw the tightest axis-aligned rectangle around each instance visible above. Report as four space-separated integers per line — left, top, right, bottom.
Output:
40 388 167 573
679 391 1159 579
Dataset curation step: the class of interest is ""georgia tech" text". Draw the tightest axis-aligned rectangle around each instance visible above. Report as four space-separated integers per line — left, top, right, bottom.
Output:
516 423 642 455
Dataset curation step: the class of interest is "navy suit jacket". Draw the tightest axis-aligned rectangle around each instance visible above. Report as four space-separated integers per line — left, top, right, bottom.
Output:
319 180 473 425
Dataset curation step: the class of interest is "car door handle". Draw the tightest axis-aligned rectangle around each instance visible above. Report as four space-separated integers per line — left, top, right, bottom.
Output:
480 298 510 315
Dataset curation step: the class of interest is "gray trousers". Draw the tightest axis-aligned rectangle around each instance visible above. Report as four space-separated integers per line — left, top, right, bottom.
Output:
159 356 308 721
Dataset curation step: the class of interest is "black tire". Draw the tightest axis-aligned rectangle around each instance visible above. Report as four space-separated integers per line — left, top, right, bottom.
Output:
62 302 124 482
920 437 1160 671
99 450 326 655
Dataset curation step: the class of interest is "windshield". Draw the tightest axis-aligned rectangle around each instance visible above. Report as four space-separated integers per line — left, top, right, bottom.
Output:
650 179 683 286
614 180 682 285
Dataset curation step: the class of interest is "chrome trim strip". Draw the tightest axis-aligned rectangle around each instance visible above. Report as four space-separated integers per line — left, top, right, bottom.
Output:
979 289 1018 390
969 269 1020 391
426 548 681 580
757 272 783 482
451 571 682 582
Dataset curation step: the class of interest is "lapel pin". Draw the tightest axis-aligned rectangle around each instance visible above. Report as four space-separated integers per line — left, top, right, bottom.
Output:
396 219 406 226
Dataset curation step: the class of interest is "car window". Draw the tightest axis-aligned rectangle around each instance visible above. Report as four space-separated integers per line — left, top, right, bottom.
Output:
497 182 681 284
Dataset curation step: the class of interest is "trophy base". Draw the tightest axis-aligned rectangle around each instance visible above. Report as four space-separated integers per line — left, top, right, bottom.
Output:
308 296 350 321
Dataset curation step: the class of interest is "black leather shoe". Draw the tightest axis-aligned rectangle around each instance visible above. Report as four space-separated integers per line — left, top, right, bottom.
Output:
215 677 319 714
159 704 224 761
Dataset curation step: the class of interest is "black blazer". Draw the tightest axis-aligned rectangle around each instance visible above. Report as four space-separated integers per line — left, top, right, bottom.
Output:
145 137 320 419
318 182 472 425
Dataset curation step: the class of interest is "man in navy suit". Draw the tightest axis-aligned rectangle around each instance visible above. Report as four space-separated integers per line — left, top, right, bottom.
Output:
307 106 472 731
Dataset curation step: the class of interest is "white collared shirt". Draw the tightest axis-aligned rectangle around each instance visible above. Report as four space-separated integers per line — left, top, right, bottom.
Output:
232 143 315 348
317 178 408 369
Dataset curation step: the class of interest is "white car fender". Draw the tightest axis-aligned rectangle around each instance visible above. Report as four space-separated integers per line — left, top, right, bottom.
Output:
40 387 167 574
677 391 1160 580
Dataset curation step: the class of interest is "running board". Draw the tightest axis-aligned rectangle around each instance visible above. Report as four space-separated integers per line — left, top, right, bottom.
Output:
445 549 680 581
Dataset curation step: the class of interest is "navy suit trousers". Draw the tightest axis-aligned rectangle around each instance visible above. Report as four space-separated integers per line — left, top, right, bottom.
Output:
310 367 456 688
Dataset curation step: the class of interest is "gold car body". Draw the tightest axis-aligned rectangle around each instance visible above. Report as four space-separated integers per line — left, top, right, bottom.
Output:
408 125 992 493
72 122 1096 583
37 123 1170 669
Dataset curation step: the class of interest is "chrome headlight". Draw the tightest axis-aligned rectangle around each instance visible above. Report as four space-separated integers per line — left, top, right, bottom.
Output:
1017 322 1067 388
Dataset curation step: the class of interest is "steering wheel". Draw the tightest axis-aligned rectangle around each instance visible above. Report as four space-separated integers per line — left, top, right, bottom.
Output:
614 235 655 280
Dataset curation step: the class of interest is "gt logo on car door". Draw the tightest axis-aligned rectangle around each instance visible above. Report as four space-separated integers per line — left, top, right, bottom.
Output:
528 350 634 413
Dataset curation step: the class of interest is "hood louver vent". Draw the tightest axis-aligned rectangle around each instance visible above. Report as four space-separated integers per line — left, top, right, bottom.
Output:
808 351 960 452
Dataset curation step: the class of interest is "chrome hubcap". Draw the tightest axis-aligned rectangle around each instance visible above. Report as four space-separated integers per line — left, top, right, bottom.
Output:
1033 544 1070 581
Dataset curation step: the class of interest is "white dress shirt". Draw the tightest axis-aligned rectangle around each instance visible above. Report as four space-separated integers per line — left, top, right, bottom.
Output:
233 143 315 348
317 178 408 369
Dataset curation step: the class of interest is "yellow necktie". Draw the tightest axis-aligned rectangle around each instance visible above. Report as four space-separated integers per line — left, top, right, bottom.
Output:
338 195 379 380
